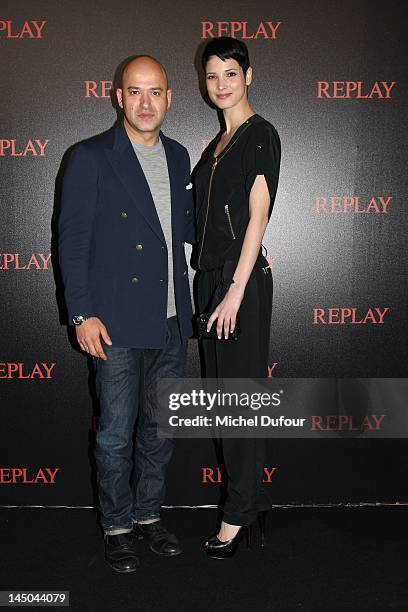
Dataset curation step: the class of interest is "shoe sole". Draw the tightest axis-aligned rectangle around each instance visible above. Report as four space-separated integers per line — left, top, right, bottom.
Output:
107 563 139 573
106 557 140 573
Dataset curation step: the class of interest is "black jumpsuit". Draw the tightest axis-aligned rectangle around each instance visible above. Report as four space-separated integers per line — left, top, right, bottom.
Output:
193 114 281 525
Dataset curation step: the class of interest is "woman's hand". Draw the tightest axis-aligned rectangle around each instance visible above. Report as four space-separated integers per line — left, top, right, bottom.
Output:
207 284 244 339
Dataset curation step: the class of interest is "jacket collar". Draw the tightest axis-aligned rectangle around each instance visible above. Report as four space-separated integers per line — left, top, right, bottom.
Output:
105 123 179 244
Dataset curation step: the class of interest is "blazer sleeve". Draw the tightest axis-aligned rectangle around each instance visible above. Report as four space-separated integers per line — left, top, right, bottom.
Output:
243 123 281 219
58 144 98 322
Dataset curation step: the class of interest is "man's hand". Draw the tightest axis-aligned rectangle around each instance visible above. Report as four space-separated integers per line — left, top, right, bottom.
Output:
76 317 112 360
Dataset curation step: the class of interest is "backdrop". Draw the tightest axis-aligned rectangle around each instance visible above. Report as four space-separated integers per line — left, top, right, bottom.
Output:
1 0 407 508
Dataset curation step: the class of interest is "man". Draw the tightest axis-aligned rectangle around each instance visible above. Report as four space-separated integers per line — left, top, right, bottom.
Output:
59 55 194 573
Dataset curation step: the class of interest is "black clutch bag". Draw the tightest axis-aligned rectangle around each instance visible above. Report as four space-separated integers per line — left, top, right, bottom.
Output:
197 313 240 340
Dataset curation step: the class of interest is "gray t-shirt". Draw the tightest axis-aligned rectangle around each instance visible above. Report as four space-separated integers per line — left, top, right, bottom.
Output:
131 138 176 318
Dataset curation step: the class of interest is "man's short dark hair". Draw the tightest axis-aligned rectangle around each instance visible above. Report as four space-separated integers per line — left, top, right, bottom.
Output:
201 36 250 75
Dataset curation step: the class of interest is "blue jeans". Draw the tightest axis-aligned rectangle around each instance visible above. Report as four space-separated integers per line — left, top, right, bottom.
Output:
94 317 187 534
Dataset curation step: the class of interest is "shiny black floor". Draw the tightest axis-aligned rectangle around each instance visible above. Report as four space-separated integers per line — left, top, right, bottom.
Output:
0 507 406 611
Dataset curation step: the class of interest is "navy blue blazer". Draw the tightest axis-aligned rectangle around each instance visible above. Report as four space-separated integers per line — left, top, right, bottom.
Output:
59 123 194 348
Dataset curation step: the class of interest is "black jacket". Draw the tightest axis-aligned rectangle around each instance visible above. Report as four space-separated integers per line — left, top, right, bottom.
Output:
193 114 280 271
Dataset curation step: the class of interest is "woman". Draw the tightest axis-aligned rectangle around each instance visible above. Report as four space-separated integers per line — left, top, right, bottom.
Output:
193 37 281 558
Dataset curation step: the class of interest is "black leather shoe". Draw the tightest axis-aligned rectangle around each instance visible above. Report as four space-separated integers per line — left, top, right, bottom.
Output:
105 532 140 573
134 521 182 556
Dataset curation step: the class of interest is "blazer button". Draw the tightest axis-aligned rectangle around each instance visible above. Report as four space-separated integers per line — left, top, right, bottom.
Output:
183 270 187 276
161 245 165 250
186 209 190 214
135 244 143 250
131 277 139 283
159 279 164 282
121 212 128 219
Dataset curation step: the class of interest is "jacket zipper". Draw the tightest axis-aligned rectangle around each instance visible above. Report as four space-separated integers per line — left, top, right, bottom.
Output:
224 204 236 239
197 120 253 268
197 157 217 268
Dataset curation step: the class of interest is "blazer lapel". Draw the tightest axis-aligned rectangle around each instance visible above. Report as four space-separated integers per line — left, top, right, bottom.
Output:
104 124 165 243
161 133 181 243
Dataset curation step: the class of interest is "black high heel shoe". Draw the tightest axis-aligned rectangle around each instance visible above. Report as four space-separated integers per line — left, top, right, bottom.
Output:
203 525 252 559
203 512 267 559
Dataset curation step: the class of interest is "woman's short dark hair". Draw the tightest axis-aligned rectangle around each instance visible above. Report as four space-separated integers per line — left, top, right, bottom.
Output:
201 36 250 75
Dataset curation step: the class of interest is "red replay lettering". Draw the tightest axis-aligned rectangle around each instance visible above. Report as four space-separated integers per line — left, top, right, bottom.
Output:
0 363 56 379
0 467 59 484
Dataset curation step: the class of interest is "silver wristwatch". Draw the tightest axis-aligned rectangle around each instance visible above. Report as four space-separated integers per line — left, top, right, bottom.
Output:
72 315 89 326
